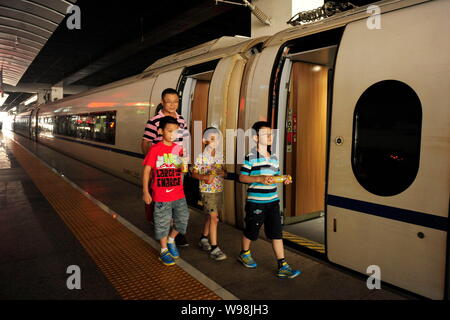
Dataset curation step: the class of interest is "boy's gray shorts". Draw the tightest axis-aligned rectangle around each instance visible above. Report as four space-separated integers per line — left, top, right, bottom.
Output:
153 198 189 240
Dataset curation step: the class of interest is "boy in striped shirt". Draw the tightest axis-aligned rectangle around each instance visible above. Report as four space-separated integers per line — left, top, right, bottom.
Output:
238 121 301 279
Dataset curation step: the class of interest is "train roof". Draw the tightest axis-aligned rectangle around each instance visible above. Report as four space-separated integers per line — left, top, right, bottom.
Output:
264 0 432 48
29 36 269 110
144 36 250 71
141 35 268 74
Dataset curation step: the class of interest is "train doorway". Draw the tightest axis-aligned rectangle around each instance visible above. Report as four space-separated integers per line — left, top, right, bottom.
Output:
274 43 339 254
283 61 328 247
179 62 217 208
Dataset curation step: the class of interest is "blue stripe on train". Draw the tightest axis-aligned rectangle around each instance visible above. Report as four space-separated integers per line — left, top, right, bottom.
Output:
327 194 448 232
55 136 145 159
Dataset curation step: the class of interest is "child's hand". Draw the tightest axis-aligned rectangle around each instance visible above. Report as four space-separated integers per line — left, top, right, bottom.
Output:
259 176 274 185
143 192 152 205
204 175 215 184
282 175 293 185
216 168 226 177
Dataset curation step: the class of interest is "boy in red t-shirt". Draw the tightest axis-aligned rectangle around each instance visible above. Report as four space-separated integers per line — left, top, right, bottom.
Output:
142 116 189 266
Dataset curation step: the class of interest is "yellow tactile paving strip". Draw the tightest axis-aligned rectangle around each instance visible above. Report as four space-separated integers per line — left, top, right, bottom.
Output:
10 140 221 300
283 230 326 254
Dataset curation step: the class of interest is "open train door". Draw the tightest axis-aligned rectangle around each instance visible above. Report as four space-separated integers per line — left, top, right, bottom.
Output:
30 107 39 141
179 64 215 209
326 1 449 299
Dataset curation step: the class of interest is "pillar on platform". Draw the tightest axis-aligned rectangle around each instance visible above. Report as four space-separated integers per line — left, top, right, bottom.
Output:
50 86 63 102
37 89 47 105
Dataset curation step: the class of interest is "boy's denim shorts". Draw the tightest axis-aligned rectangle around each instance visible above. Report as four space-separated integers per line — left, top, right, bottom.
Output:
153 198 189 240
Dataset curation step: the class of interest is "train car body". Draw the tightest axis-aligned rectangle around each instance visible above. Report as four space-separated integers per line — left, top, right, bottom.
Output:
239 0 450 300
13 0 449 299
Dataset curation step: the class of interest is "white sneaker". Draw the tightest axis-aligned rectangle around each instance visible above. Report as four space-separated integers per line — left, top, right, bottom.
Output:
198 238 211 251
210 247 227 261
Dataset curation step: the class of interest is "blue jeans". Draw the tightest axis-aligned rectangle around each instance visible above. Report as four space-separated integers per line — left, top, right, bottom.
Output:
153 198 189 240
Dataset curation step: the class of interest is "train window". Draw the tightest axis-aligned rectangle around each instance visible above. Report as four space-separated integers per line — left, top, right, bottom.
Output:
37 117 54 136
54 111 116 145
352 80 422 196
14 116 30 133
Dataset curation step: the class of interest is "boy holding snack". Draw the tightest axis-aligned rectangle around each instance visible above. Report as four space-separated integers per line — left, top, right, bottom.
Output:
238 121 301 279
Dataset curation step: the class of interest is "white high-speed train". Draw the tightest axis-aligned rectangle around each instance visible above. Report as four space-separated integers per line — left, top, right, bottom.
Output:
13 0 449 299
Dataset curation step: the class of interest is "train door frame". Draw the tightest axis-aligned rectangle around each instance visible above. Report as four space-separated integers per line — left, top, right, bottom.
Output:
178 59 219 130
178 60 219 209
30 107 39 141
27 110 33 139
268 27 345 253
274 56 292 219
180 77 197 127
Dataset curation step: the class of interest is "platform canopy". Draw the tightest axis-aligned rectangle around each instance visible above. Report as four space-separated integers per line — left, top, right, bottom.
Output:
0 0 76 87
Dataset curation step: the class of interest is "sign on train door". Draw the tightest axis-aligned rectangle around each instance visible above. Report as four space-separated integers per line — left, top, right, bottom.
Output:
327 1 449 299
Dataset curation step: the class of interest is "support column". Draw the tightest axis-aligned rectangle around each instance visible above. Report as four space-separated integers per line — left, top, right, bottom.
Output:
50 86 63 102
37 89 47 105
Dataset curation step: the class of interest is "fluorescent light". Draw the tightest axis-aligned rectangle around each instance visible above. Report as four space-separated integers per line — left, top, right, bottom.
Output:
0 93 9 106
24 94 37 106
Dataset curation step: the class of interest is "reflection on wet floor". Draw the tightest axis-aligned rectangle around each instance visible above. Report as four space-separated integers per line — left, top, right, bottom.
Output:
0 180 32 211
0 136 12 169
0 134 32 211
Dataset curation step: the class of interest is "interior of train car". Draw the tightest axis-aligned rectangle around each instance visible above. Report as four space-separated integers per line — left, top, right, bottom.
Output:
270 27 345 248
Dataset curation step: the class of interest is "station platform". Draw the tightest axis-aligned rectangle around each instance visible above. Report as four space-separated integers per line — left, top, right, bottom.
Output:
0 131 416 301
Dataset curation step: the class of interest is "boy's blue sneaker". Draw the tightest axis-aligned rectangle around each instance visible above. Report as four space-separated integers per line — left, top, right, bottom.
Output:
277 262 301 279
159 250 175 266
238 251 257 268
167 242 179 259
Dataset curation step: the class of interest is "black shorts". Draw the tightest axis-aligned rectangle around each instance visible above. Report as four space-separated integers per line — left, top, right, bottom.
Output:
243 201 282 241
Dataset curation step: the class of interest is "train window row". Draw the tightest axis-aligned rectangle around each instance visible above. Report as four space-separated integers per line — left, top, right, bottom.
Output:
39 111 117 145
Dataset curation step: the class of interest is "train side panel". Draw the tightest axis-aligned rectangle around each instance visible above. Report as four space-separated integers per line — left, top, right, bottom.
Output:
327 0 450 299
36 76 156 184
